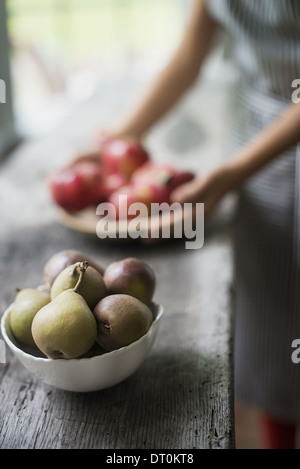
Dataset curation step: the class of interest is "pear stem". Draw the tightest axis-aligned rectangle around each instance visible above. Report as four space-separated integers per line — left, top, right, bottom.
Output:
73 261 89 293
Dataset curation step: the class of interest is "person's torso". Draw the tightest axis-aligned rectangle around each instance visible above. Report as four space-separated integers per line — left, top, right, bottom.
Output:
206 0 300 100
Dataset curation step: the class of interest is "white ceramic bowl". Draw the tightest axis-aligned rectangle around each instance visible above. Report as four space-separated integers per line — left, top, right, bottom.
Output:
1 301 164 392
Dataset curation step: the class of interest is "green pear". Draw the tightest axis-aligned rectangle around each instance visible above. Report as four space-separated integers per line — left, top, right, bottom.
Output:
103 257 156 305
32 264 97 359
93 294 153 351
51 261 107 310
10 288 51 348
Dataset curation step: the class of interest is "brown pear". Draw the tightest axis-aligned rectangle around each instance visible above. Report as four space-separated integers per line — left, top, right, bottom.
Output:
93 294 153 351
43 249 105 286
103 257 156 305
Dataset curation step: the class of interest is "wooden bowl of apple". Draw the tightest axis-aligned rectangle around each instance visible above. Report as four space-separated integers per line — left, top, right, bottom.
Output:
1 250 164 392
48 138 194 237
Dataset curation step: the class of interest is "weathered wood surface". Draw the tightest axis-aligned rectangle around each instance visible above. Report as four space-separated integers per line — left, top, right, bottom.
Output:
0 222 235 449
0 78 236 449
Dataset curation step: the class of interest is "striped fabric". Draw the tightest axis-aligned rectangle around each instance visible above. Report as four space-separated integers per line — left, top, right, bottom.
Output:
206 1 300 421
206 0 300 99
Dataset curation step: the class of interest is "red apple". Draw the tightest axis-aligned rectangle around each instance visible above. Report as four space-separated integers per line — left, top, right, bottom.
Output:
107 162 195 220
49 160 106 212
102 172 127 199
131 161 195 203
134 179 170 206
101 138 150 181
166 168 195 194
108 184 153 220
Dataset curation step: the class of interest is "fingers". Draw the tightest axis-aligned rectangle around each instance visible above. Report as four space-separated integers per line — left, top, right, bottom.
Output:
97 129 143 146
170 176 204 204
66 149 101 167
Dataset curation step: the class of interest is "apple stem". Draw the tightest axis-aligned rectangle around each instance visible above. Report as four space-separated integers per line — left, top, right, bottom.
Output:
73 261 89 292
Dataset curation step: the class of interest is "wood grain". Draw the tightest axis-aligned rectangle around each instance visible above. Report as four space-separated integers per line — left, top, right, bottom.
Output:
0 221 235 449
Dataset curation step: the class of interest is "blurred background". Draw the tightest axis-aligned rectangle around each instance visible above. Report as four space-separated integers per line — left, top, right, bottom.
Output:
1 0 236 150
5 0 190 139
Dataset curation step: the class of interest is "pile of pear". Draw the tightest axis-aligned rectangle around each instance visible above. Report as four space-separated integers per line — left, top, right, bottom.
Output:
9 250 156 360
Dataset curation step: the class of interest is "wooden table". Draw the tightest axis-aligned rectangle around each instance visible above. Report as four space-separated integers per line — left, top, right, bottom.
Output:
0 78 236 450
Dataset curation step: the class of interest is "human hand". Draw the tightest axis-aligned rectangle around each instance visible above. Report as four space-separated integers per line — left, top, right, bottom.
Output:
139 167 235 244
170 166 238 216
96 129 144 148
66 149 101 167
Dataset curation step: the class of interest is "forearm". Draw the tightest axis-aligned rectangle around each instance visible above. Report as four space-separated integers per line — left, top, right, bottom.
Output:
115 0 218 139
223 102 300 188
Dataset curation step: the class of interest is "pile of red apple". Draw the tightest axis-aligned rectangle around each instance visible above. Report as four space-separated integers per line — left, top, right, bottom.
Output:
49 139 194 219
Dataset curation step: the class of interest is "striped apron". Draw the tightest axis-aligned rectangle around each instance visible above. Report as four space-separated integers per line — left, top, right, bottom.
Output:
206 0 300 421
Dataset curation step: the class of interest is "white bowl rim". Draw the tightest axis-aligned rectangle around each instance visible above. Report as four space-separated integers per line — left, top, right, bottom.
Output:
1 301 164 364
